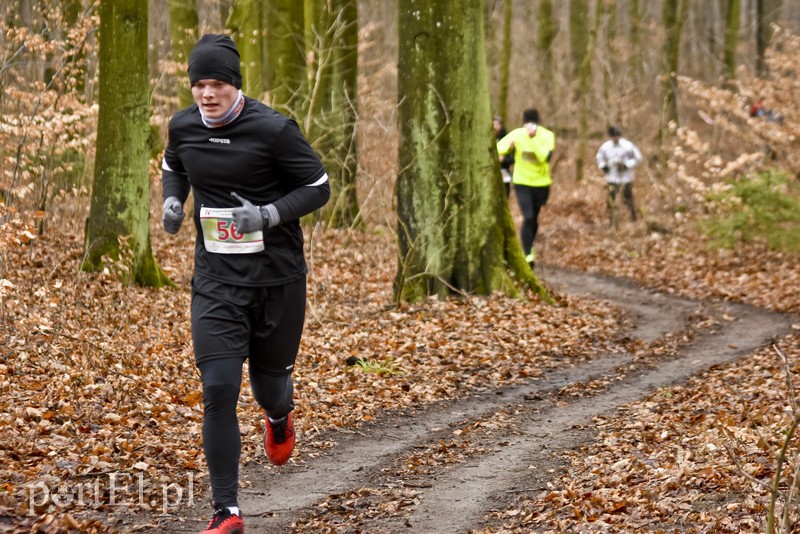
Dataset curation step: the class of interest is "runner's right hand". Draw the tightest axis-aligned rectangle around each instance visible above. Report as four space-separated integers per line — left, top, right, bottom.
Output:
162 197 185 234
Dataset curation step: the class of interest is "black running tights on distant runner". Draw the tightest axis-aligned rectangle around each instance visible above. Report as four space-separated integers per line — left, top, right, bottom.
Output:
606 182 637 222
514 184 550 255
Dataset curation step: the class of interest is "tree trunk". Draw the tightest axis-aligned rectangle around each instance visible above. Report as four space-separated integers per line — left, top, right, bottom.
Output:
325 0 360 227
602 0 618 107
227 0 264 99
83 0 169 287
537 0 558 113
575 0 603 183
264 0 306 119
396 0 549 303
168 0 198 109
629 0 645 83
497 0 512 123
658 0 688 148
756 0 781 76
569 0 589 79
723 0 741 82
304 0 335 162
305 0 360 228
304 0 328 132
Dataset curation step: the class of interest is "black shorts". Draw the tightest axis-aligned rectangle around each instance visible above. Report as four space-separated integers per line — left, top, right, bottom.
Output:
190 275 306 374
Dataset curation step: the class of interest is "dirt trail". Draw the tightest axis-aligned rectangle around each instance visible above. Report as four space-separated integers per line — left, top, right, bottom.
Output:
152 269 795 533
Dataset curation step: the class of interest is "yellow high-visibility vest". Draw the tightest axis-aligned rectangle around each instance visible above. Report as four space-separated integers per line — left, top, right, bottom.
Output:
497 126 555 187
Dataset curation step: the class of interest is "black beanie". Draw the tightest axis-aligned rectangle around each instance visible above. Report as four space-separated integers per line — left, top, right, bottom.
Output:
188 34 242 89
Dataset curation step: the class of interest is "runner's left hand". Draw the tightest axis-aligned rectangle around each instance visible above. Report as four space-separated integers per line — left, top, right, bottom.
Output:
231 192 267 233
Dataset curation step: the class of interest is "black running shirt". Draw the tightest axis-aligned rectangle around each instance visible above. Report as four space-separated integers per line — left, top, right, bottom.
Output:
162 97 328 287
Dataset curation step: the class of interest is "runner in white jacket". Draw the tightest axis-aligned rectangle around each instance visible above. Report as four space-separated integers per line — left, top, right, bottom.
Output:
596 126 642 226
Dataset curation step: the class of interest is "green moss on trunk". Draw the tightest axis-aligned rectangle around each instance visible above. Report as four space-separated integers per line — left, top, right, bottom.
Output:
395 0 550 304
83 0 171 288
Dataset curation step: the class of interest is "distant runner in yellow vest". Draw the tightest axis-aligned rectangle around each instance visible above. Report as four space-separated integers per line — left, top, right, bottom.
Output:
496 108 555 267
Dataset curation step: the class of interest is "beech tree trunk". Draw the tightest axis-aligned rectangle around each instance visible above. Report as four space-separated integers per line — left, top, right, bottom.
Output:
227 0 264 98
264 0 306 119
537 0 558 112
723 0 741 81
396 0 549 303
168 0 198 109
659 0 688 147
575 0 603 183
497 0 512 123
569 0 589 79
629 0 644 83
305 0 360 228
83 0 169 287
756 0 781 76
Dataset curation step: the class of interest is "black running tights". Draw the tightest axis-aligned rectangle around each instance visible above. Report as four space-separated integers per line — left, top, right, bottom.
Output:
514 184 550 255
199 358 294 508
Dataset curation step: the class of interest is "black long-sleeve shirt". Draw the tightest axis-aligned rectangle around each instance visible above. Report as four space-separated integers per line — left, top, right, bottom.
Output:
162 97 329 286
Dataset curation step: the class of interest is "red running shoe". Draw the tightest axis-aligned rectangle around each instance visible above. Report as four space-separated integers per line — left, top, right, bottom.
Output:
264 412 295 465
200 507 244 534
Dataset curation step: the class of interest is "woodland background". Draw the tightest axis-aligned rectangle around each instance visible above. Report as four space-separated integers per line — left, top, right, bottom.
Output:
2 0 800 532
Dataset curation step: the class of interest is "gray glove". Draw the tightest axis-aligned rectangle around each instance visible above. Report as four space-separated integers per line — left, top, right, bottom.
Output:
162 196 185 234
231 192 270 233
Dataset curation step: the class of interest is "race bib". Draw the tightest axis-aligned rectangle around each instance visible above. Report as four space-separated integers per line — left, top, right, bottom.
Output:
200 207 264 254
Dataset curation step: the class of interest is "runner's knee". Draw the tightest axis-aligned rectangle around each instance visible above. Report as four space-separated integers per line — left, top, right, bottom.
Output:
203 384 240 418
250 371 294 418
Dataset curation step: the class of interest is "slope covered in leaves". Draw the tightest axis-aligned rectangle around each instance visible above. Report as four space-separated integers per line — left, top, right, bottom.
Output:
481 337 800 533
544 191 800 314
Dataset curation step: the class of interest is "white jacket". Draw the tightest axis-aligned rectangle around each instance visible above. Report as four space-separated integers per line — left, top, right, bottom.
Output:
596 137 642 184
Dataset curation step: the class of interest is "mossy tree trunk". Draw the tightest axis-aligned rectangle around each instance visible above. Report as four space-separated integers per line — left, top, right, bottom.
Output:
395 0 549 304
83 0 169 287
497 0 512 123
305 0 360 228
168 0 198 109
575 0 603 183
537 0 558 113
569 0 588 79
629 0 644 83
326 0 360 227
602 0 618 107
658 0 688 149
723 0 741 83
264 0 306 120
755 0 781 77
227 0 264 99
304 0 329 130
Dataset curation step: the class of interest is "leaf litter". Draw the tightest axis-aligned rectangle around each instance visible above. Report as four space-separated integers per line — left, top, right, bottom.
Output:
0 184 798 532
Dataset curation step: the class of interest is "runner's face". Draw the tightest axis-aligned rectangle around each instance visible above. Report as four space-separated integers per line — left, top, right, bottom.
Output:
191 79 238 119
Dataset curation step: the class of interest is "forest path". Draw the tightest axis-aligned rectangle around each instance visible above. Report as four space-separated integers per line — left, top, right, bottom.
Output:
153 268 795 533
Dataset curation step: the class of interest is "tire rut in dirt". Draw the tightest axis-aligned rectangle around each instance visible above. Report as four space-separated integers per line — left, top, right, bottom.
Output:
380 299 794 533
234 352 637 531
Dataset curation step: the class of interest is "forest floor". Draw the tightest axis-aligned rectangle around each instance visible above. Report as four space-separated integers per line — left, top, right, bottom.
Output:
1 180 799 533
